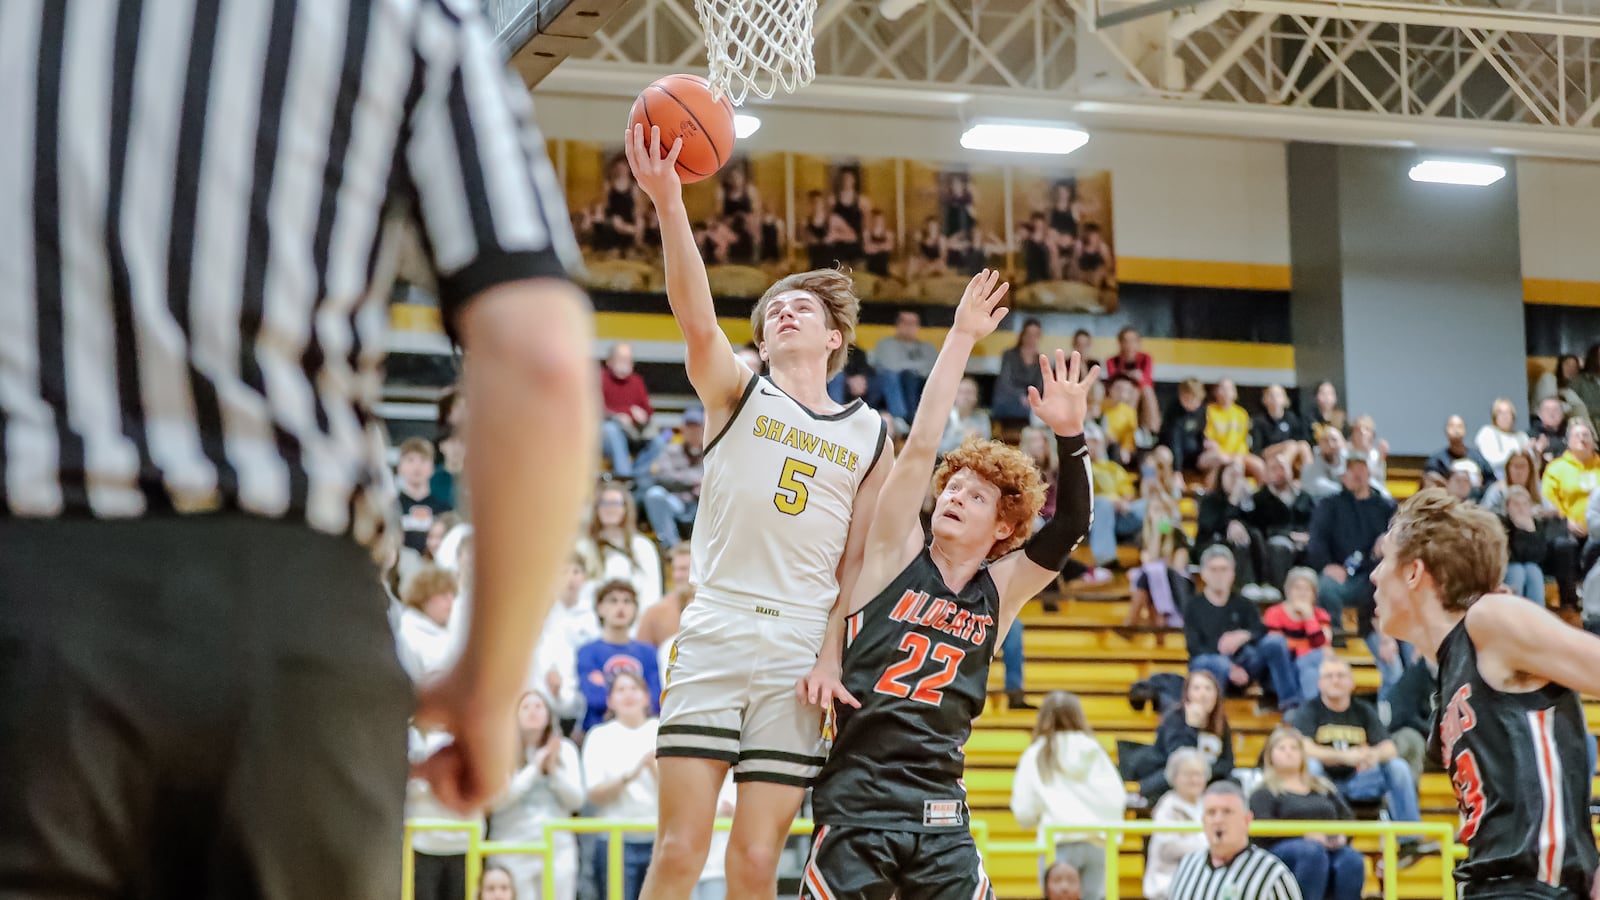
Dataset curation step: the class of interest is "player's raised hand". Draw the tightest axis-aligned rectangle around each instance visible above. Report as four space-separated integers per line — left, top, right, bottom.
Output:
623 123 683 204
950 268 1010 341
1027 349 1101 437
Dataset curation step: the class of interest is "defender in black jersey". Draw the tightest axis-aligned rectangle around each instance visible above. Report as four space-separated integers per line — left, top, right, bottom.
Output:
802 271 1098 900
1371 489 1600 899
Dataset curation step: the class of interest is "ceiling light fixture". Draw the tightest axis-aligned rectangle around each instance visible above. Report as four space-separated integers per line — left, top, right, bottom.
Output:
1408 159 1506 186
734 114 761 139
959 122 1089 155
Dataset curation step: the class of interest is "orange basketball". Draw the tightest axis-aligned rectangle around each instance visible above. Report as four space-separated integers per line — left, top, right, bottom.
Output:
628 74 737 184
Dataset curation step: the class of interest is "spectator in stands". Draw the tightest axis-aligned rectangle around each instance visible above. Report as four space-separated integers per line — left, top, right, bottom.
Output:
600 343 654 480
1044 861 1083 900
1532 353 1588 421
1144 748 1211 900
1196 461 1271 598
398 437 452 555
1010 691 1127 900
1300 428 1347 500
870 310 938 425
1105 326 1154 389
1542 417 1599 609
407 723 480 900
425 512 463 563
1249 455 1314 590
940 377 992 454
1167 782 1302 900
479 866 515 900
580 671 659 900
1263 568 1332 704
1475 398 1531 481
826 343 885 410
1125 519 1191 631
1160 378 1209 474
1252 385 1312 473
1249 727 1365 900
1201 380 1264 480
576 580 662 731
1573 343 1600 415
432 385 466 510
1140 671 1235 801
577 481 663 616
1184 546 1299 711
1305 451 1392 646
1289 657 1425 861
1309 381 1345 440
993 318 1047 425
1102 375 1142 466
1501 486 1550 602
1382 659 1435 785
1072 329 1100 373
641 407 705 549
1479 449 1551 517
1087 428 1146 570
399 566 459 682
490 690 585 900
1423 415 1496 495
1344 416 1389 495
1146 444 1189 506
636 545 694 657
533 554 598 731
1531 395 1571 464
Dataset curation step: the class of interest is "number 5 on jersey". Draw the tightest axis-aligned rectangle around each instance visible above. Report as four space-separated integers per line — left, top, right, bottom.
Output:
774 457 817 515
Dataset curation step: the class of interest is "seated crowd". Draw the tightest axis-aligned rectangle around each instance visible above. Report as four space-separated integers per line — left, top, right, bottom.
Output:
391 331 1600 900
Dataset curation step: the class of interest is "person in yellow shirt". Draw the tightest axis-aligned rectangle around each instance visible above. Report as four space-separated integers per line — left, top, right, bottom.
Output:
1103 374 1142 465
1542 419 1599 609
1086 427 1146 569
1200 379 1264 480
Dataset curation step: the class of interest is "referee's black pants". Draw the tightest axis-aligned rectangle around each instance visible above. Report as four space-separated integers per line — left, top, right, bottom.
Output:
0 516 414 900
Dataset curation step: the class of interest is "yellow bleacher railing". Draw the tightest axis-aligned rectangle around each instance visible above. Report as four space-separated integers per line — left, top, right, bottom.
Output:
405 816 1459 900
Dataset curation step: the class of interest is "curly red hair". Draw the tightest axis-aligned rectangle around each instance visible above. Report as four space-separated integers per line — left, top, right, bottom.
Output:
932 437 1047 560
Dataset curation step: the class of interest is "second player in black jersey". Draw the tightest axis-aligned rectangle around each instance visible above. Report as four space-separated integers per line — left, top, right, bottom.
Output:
803 271 1097 900
1372 489 1600 899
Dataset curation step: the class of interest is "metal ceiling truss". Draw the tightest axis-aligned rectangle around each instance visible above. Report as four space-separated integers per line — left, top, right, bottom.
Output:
542 0 1600 154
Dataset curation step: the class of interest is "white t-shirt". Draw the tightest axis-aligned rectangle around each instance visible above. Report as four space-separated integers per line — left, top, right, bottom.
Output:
397 606 459 682
406 729 482 855
580 718 660 835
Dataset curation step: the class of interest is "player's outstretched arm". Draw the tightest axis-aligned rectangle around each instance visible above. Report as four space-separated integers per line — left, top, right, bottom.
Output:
1468 592 1600 696
850 270 1010 612
990 350 1100 632
625 125 749 415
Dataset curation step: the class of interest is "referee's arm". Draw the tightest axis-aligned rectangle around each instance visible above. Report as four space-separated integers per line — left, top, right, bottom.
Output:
404 1 596 812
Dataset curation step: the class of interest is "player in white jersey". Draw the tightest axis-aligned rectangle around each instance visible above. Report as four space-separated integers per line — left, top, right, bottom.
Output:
625 126 893 899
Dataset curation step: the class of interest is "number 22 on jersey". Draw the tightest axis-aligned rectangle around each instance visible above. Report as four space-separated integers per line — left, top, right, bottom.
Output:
774 457 816 515
874 633 966 706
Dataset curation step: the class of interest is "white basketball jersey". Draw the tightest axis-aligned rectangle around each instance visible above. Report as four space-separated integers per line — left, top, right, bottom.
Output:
690 374 887 620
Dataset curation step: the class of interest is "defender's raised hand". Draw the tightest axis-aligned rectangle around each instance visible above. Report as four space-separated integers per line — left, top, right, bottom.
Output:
951 268 1010 341
1027 349 1102 437
623 123 684 204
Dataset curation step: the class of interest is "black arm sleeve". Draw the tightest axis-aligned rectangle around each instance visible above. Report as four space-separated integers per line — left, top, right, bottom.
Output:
1024 433 1092 570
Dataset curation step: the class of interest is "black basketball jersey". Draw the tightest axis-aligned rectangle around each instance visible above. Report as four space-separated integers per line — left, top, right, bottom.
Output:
811 548 1000 832
1430 616 1597 897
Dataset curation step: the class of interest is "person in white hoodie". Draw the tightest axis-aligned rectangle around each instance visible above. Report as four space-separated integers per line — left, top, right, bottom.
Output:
399 566 463 681
530 553 600 727
407 726 484 900
1010 691 1127 900
1143 748 1211 900
489 690 586 900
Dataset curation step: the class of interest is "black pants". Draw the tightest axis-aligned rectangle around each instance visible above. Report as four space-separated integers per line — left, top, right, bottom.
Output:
0 516 414 900
413 853 467 900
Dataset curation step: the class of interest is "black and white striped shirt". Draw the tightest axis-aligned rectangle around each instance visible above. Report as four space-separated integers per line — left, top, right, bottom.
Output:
0 0 575 544
1168 844 1304 900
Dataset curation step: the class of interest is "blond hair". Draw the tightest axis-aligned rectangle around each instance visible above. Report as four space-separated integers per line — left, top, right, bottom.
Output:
1260 726 1338 796
750 269 859 377
403 565 458 611
1387 488 1508 612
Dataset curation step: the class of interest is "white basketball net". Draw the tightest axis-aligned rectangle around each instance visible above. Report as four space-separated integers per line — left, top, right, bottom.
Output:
695 0 817 106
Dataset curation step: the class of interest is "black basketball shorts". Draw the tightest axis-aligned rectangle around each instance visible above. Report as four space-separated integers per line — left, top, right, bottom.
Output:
799 824 994 900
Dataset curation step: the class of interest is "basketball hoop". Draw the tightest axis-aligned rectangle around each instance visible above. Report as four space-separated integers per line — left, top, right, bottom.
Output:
694 0 817 106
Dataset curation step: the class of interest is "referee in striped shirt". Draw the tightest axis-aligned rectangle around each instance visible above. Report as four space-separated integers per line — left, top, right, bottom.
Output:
0 2 595 897
1168 783 1304 900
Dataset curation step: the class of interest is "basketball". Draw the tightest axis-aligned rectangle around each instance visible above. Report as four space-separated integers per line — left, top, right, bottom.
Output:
628 74 737 184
